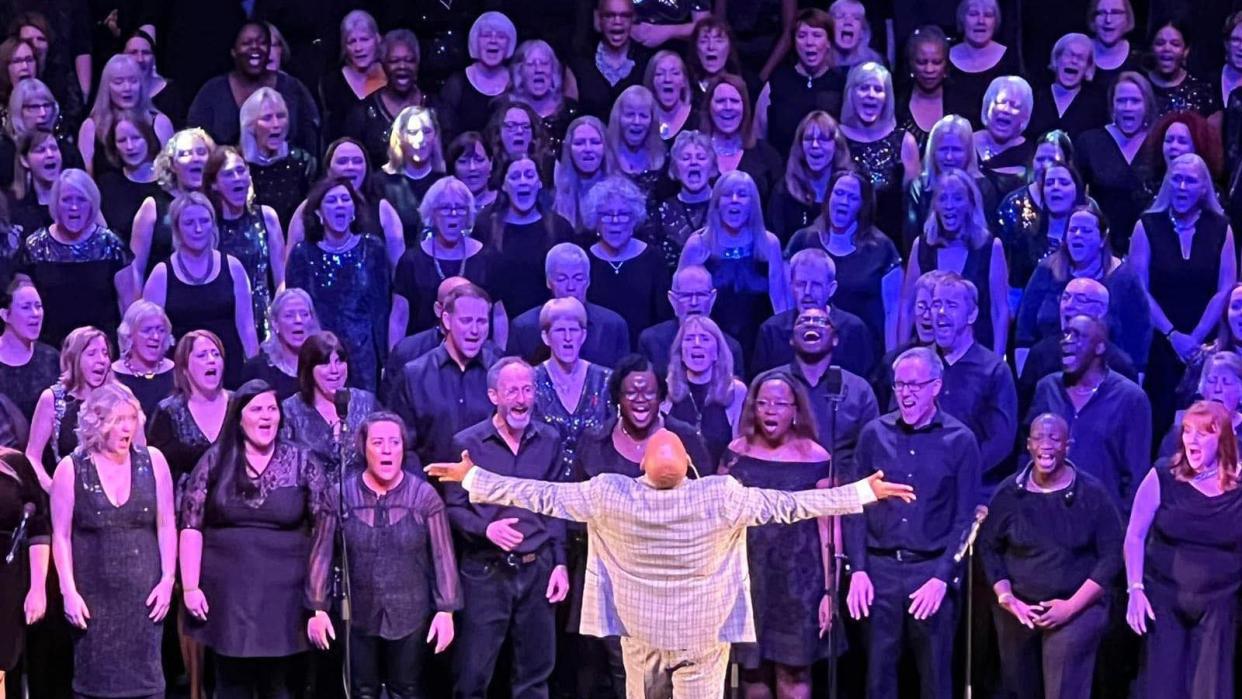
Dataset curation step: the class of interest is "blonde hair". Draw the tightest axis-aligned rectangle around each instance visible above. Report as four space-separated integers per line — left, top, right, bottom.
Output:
50 169 102 228
262 288 320 356
169 191 219 250
922 115 980 181
702 171 771 260
117 300 172 359
841 62 896 132
922 168 992 249
643 50 691 106
383 105 445 174
239 87 289 162
553 115 607 229
538 296 587 331
511 40 564 106
89 54 156 145
981 75 1034 133
606 86 666 173
7 78 57 138
58 326 112 395
75 383 141 454
667 315 735 406
1146 153 1225 216
154 128 216 192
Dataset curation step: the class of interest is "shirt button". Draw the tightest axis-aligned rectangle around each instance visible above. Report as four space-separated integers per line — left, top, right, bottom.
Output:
901 518 908 523
908 449 915 456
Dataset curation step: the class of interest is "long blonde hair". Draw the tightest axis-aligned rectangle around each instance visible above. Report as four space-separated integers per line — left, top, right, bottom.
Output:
666 315 735 406
605 86 666 173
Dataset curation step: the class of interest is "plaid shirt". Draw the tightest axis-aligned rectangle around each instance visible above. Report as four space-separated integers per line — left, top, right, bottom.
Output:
464 469 872 651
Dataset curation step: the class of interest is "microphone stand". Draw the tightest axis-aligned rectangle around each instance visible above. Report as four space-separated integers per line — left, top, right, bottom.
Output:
335 419 353 698
824 369 842 699
954 508 986 699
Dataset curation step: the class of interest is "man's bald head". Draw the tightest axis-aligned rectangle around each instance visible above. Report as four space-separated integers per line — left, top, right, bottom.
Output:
640 429 691 489
435 277 473 326
1060 278 1109 326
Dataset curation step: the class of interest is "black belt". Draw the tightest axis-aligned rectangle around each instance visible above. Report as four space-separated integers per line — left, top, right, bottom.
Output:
468 549 543 569
867 547 943 563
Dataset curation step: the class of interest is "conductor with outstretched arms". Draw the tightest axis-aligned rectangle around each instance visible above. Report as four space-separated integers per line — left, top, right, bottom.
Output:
425 418 914 698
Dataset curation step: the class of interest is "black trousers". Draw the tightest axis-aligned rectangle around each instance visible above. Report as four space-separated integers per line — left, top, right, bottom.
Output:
453 548 557 699
992 598 1109 699
350 627 430 699
861 555 959 699
1140 590 1237 699
213 653 304 699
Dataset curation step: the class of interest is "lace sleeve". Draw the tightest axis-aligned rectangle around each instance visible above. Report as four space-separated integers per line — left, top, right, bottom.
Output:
417 482 462 613
179 446 219 530
302 450 337 612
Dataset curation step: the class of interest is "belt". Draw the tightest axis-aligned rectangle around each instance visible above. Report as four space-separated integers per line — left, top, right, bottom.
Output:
867 547 943 563
468 549 543 569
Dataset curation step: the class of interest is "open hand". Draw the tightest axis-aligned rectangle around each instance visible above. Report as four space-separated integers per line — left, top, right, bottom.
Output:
866 471 916 503
427 611 455 653
846 571 873 620
184 588 209 621
146 578 174 621
425 451 475 482
307 611 335 650
908 577 947 620
1126 589 1154 635
63 589 90 629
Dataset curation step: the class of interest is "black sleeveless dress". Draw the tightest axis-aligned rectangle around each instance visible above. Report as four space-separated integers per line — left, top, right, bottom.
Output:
69 447 164 697
723 451 834 668
1142 210 1228 439
846 129 909 245
916 237 997 351
164 256 247 389
668 382 733 472
705 249 773 357
144 190 175 278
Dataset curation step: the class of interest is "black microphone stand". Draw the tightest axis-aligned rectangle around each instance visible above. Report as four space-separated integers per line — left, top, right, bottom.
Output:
824 368 843 699
334 409 353 698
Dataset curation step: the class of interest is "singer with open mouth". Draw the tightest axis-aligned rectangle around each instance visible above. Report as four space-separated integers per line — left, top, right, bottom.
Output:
425 406 913 698
843 345 982 699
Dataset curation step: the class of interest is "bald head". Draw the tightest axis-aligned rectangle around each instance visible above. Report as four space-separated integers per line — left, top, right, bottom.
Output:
1061 278 1109 326
435 277 473 324
640 429 691 489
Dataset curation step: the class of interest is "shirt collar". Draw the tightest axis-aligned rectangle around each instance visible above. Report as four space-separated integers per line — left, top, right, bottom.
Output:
595 42 636 86
434 342 485 371
882 409 945 432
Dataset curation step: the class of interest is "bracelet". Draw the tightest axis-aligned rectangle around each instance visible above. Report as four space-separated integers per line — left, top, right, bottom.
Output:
1127 582 1145 592
997 592 1015 605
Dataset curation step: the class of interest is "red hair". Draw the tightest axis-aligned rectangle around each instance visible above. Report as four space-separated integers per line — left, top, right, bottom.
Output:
1143 111 1223 182
1171 400 1239 491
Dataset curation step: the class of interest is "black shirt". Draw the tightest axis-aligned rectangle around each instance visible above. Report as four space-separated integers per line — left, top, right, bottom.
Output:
979 466 1124 602
782 362 879 477
844 410 982 583
571 415 713 480
1017 337 1137 415
506 302 631 369
938 343 1018 489
568 44 651 121
446 418 566 564
388 343 501 466
751 308 875 380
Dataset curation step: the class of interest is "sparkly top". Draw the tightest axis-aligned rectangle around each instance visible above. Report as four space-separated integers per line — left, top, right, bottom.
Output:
534 362 614 481
279 388 381 474
1151 74 1221 118
219 208 274 339
652 194 710 273
250 147 317 226
22 224 131 263
994 186 1045 288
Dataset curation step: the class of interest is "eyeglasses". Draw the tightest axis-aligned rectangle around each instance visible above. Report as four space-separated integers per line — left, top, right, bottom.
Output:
672 290 710 302
8 56 35 66
599 211 633 224
1093 9 1127 18
755 400 795 410
600 11 634 21
893 378 937 393
623 389 658 401
502 121 532 132
436 204 469 215
21 101 52 112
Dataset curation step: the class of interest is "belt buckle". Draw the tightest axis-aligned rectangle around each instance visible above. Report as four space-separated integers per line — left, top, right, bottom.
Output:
895 549 904 562
504 553 521 569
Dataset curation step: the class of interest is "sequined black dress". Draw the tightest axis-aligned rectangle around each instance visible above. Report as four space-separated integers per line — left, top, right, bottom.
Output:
279 388 381 474
18 225 133 348
251 148 317 227
147 392 215 491
219 208 275 341
68 446 164 697
286 236 391 393
0 343 59 420
533 363 612 481
846 129 909 245
705 247 774 356
1151 74 1221 118
651 194 710 273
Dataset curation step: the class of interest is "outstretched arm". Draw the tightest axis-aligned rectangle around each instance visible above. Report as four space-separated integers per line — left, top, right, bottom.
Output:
427 451 596 523
731 471 915 527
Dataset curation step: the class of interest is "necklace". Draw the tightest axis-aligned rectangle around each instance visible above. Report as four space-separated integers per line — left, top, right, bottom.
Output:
124 356 158 380
320 234 355 254
174 252 214 285
1193 467 1220 483
618 418 659 456
430 235 467 280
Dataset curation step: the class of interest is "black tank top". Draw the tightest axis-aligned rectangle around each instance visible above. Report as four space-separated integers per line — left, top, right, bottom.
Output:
165 255 246 389
1143 209 1227 331
917 235 996 349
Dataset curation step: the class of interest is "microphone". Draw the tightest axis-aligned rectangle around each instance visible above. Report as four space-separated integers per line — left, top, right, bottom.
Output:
5 502 36 564
825 366 843 402
333 388 351 423
952 506 988 564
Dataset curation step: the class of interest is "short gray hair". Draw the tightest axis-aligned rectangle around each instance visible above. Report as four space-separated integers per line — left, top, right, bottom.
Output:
981 75 1033 133
581 175 648 229
418 176 476 231
539 297 587 331
789 248 836 283
544 242 589 279
239 87 289 163
117 300 172 358
50 169 102 227
468 12 517 60
487 355 533 389
933 272 979 310
893 346 944 380
1200 351 1242 397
